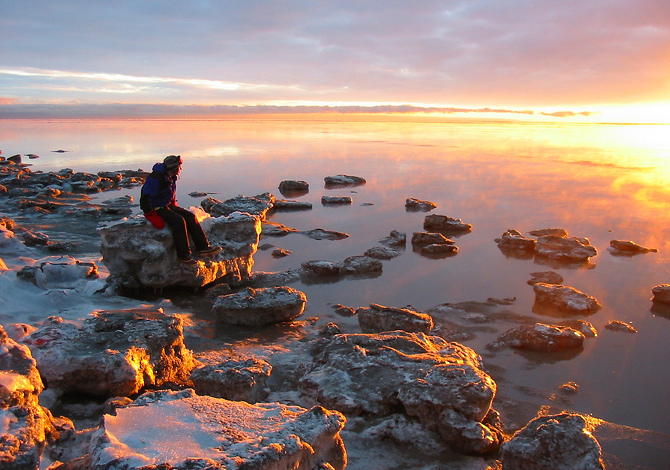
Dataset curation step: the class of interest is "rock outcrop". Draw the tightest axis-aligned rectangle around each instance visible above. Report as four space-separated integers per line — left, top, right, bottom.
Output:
87 389 347 470
501 412 605 470
20 309 195 397
300 331 503 454
99 212 261 290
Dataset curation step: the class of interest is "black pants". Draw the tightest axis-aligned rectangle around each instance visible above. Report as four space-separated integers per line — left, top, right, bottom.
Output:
156 206 208 258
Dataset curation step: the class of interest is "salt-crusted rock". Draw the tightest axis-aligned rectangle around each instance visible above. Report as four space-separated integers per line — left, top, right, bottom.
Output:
405 198 437 211
501 412 605 470
321 196 353 205
190 358 272 403
379 230 406 247
212 286 307 326
604 320 637 333
527 271 563 286
87 389 347 470
534 235 597 261
16 255 98 289
201 193 276 220
609 239 657 254
652 284 670 304
1 325 58 469
300 331 502 454
495 229 536 251
357 303 434 334
411 232 455 247
487 323 585 352
20 309 195 397
99 213 260 289
324 174 366 187
423 214 473 232
532 283 602 317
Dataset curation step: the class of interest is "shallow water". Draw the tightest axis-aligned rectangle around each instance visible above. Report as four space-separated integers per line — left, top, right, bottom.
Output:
2 118 670 463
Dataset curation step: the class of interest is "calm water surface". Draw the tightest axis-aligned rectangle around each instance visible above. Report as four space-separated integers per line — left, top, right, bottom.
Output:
2 118 670 448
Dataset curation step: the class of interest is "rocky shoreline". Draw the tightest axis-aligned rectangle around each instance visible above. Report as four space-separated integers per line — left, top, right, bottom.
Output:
2 162 670 469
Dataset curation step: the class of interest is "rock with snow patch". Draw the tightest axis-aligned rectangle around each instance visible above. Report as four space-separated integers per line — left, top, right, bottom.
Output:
87 389 347 470
201 193 275 220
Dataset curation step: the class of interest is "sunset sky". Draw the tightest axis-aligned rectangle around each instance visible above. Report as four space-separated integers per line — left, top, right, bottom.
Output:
1 0 669 122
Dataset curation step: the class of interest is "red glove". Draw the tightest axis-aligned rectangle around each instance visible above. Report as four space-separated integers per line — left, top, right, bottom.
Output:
144 210 165 229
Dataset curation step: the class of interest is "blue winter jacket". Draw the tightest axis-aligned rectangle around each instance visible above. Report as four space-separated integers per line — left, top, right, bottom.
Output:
139 162 178 213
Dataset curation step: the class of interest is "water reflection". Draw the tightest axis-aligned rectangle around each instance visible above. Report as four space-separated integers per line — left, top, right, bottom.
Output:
3 118 670 438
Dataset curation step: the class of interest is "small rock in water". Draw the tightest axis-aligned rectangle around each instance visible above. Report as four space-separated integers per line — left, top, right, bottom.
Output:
405 197 437 211
609 239 657 254
604 320 637 333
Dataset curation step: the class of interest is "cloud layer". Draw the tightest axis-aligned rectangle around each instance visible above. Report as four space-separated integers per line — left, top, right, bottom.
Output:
1 0 669 116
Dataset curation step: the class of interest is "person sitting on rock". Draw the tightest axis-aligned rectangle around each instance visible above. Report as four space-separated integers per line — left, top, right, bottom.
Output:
140 155 221 265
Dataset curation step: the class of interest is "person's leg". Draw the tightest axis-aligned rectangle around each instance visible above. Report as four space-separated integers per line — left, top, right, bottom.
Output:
170 206 209 251
156 207 191 259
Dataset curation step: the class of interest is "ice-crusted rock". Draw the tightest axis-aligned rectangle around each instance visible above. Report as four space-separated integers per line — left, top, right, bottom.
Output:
324 175 366 187
212 286 307 326
405 198 437 211
487 323 585 352
423 214 473 232
495 229 536 252
300 331 503 454
357 303 434 334
189 358 272 403
532 283 602 317
87 389 347 470
20 309 195 397
0 325 58 470
98 212 260 290
201 193 276 220
16 255 98 289
501 412 605 470
652 284 670 304
534 235 597 261
609 239 657 254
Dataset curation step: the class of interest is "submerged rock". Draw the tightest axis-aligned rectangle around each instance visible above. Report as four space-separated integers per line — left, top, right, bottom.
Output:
87 389 347 470
300 331 503 454
357 303 434 334
501 412 605 470
20 309 195 397
532 283 602 317
212 286 307 326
